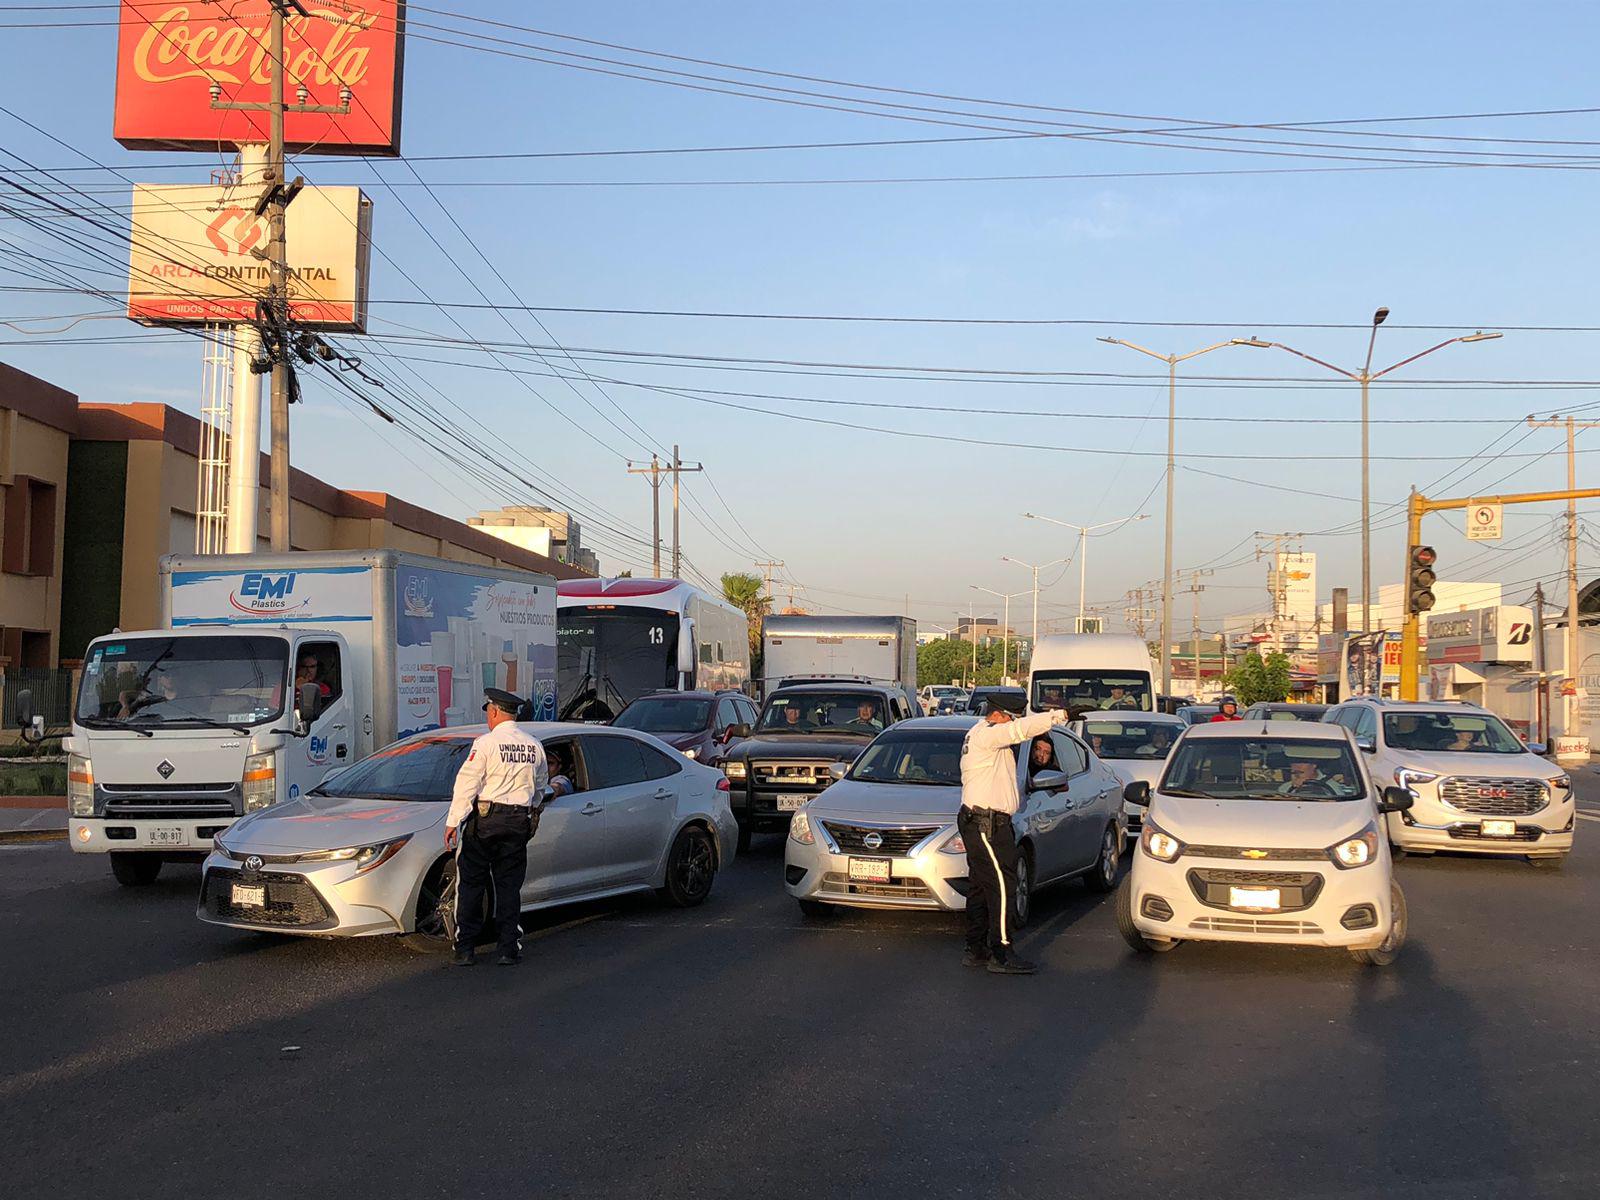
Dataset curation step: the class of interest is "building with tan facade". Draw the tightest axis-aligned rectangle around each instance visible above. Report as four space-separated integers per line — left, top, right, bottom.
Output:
0 363 73 669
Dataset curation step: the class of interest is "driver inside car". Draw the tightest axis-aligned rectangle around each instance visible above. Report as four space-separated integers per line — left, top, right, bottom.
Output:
1278 759 1331 795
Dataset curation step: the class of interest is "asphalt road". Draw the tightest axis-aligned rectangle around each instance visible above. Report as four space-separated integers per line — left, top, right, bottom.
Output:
5 778 1600 1200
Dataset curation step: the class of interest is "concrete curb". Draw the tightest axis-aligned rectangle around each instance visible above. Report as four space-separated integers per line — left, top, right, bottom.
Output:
0 829 65 845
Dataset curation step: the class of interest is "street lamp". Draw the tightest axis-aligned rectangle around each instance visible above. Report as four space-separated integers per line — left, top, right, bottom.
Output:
1098 335 1255 697
971 585 1029 682
1000 554 1072 649
1237 312 1503 634
1022 512 1150 626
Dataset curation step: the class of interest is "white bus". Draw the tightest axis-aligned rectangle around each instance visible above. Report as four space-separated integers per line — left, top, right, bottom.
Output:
1028 633 1156 717
556 578 750 721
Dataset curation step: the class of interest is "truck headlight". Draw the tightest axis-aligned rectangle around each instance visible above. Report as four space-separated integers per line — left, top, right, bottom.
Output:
723 761 746 779
1328 823 1380 869
1395 768 1438 794
67 753 94 816
1140 820 1184 863
242 752 277 812
1549 775 1571 795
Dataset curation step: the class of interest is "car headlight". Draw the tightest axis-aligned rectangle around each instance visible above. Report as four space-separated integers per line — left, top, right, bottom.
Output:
1549 774 1571 795
789 809 815 846
683 747 699 760
1140 820 1185 863
1395 768 1439 794
242 751 277 812
938 828 966 856
723 761 746 779
1328 823 1380 869
297 835 412 874
67 753 94 816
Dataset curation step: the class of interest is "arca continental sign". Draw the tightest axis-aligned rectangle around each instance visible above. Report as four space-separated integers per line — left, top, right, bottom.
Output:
230 572 312 616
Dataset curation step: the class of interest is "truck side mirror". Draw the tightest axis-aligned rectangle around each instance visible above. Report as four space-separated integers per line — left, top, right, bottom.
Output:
677 619 697 678
14 687 35 730
296 682 322 730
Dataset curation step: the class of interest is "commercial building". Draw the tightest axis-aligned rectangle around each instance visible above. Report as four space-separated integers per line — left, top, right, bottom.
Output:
468 505 598 574
0 363 74 669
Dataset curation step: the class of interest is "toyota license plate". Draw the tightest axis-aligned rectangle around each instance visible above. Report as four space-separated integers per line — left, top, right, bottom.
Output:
848 858 892 883
776 794 811 812
231 883 266 907
1480 819 1518 838
1229 886 1281 910
147 827 184 846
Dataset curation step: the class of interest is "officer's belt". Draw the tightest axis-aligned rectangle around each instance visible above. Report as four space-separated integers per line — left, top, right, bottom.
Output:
474 800 532 816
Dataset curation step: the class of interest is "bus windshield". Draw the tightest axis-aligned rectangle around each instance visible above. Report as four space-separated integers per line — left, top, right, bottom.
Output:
557 608 680 722
77 636 289 729
1032 671 1153 715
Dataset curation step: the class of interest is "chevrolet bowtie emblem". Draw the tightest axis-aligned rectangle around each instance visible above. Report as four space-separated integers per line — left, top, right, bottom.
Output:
1242 849 1268 859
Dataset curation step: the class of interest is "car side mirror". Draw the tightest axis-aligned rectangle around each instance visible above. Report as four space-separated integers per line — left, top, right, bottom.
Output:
1123 780 1151 807
1378 785 1414 814
1355 735 1376 754
827 762 849 782
1029 769 1069 792
677 619 697 677
728 722 752 740
1525 742 1548 756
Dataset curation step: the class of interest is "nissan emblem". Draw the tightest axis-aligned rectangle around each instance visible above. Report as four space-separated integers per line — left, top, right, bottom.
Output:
863 831 884 851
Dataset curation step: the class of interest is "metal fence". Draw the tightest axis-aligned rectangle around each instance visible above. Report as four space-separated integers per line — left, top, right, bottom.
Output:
2 667 75 730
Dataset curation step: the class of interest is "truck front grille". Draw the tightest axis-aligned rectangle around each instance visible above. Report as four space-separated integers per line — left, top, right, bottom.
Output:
754 761 834 788
1439 777 1548 816
101 781 239 819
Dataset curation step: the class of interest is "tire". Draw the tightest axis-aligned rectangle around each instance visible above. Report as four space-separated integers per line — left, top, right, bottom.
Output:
110 852 162 887
1116 878 1179 953
658 825 717 907
1350 881 1407 966
1529 855 1567 871
1012 844 1035 928
798 898 838 920
401 857 465 954
1083 823 1121 894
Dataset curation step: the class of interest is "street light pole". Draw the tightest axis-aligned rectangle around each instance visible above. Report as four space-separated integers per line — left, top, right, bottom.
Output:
1001 555 1071 649
1098 337 1251 698
1238 313 1502 634
972 586 1028 682
1022 512 1151 628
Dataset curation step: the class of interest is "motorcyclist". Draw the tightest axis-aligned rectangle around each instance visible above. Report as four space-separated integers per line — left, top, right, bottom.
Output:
1209 695 1243 722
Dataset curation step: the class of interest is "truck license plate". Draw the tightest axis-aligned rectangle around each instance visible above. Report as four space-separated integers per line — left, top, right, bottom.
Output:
1480 819 1517 838
147 827 185 846
848 858 892 882
231 883 266 907
776 794 811 812
1229 886 1281 910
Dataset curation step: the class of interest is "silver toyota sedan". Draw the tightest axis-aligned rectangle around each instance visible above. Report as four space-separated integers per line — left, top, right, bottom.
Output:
783 716 1126 924
198 722 738 951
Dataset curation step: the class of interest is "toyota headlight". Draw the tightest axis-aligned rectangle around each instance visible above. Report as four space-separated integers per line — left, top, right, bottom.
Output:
723 761 746 779
1328 822 1380 869
67 753 94 816
789 809 815 845
1395 768 1439 795
297 835 412 874
1140 819 1185 863
242 752 277 811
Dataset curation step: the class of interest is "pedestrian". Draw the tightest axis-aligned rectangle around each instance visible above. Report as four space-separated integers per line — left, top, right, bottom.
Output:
1210 695 1243 722
444 687 546 967
957 695 1069 975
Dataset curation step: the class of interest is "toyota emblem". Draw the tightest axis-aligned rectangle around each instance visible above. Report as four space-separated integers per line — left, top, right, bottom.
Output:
244 855 263 872
156 759 175 779
862 831 884 851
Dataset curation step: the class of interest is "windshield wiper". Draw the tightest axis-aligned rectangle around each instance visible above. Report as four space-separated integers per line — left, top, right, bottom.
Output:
84 717 154 738
1159 788 1220 798
158 717 254 736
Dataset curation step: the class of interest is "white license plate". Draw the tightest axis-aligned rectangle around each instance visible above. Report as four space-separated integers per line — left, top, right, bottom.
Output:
147 827 185 846
1229 886 1281 910
1480 819 1518 838
848 857 892 882
776 794 811 812
231 882 266 907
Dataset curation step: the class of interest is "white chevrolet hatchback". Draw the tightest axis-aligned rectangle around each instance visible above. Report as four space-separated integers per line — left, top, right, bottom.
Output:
1117 721 1415 966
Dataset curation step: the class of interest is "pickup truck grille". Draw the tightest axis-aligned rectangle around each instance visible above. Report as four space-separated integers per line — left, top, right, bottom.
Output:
753 762 834 788
1439 777 1547 816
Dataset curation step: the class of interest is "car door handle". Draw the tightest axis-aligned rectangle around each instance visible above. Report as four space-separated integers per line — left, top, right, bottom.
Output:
336 744 347 759
653 787 672 799
580 802 603 816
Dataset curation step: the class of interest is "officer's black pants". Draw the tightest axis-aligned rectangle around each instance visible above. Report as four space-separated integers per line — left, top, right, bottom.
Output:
957 805 1019 960
455 805 533 955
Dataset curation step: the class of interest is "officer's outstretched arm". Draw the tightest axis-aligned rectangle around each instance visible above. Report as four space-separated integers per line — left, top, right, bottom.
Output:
967 710 1062 751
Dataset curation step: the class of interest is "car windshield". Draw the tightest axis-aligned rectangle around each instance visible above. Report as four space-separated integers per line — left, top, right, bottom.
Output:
1032 671 1153 715
312 736 474 802
1383 712 1524 754
1082 719 1183 760
613 697 712 734
850 731 965 786
77 635 288 728
758 691 886 734
1162 737 1365 801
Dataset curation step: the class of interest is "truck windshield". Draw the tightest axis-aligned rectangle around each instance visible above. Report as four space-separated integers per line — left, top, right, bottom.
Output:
1033 671 1153 715
313 736 473 802
1162 737 1364 801
557 608 680 722
78 636 288 728
758 692 885 734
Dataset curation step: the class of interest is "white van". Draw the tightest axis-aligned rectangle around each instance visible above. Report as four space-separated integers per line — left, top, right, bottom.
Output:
1028 633 1155 717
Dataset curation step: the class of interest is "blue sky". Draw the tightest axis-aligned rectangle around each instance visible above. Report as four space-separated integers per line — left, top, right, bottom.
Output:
4 2 1600 633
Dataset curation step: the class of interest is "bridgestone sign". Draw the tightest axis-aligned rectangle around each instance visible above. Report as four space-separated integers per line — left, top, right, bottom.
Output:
127 183 372 331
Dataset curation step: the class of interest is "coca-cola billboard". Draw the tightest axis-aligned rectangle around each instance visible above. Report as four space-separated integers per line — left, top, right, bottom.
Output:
113 1 405 155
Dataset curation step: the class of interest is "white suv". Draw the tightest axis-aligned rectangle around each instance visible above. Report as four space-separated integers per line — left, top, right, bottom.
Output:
1324 698 1573 867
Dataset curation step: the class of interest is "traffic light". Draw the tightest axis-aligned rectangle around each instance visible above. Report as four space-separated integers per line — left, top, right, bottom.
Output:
1407 544 1437 614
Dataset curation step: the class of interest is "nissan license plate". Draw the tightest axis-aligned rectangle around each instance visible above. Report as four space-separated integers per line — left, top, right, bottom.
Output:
776 794 811 812
147 827 184 846
1229 886 1281 910
848 858 892 883
1480 819 1518 838
231 883 266 908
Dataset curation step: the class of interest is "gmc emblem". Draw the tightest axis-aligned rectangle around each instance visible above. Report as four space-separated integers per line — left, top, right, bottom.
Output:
1476 787 1511 799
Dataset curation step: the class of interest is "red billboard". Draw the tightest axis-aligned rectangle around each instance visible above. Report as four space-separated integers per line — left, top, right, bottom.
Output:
113 1 405 155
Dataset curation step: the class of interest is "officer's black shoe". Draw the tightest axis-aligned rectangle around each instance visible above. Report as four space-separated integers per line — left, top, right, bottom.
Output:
961 948 991 968
987 955 1038 975
450 947 476 967
496 949 522 967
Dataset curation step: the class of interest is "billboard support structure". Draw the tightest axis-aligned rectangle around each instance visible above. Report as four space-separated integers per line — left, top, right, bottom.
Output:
225 145 267 554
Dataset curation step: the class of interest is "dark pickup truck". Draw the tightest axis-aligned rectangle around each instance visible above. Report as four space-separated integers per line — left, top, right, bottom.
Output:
720 682 916 850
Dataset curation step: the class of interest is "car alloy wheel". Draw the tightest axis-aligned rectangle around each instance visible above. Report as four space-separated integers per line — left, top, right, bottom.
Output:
660 826 717 907
1013 847 1033 927
404 859 459 952
1084 825 1120 894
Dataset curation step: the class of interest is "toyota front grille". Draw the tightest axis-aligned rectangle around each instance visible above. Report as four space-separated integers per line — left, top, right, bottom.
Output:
201 867 335 929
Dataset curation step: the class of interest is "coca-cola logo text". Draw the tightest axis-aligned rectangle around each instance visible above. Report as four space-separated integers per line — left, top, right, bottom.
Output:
132 3 381 88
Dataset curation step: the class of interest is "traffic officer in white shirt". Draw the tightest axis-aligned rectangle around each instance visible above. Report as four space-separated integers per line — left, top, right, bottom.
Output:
445 687 546 967
957 693 1069 974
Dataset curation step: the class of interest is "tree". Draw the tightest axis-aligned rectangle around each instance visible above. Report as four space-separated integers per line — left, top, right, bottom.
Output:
917 637 1012 688
1225 650 1292 705
721 572 770 673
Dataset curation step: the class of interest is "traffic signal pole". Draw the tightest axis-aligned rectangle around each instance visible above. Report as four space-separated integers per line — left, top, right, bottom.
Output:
1399 485 1600 701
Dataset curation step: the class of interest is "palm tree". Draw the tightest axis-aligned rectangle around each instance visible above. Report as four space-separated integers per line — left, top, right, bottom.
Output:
722 571 771 670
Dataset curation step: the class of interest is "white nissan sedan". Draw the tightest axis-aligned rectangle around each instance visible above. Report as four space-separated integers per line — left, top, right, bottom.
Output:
1117 721 1414 966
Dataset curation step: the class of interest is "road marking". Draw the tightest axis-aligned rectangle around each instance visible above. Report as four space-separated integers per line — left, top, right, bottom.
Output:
1574 811 1600 824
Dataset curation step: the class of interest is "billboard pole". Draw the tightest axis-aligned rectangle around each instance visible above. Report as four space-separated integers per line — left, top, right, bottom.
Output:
266 4 292 552
225 144 268 553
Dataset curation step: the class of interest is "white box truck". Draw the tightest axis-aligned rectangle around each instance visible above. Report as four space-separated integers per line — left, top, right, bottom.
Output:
761 614 917 698
44 550 557 886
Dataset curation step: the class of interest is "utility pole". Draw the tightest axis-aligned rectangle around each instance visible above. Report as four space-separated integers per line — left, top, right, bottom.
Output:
1173 568 1214 695
754 559 784 604
669 444 702 580
1526 415 1600 741
1123 584 1156 640
1532 582 1548 746
209 0 349 551
626 455 665 577
1254 531 1305 654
